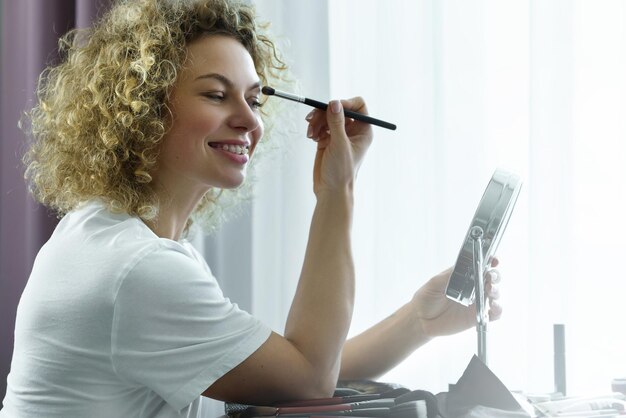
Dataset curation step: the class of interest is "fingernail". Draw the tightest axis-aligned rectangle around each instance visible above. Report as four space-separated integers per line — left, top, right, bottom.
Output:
305 110 314 121
306 124 313 138
330 100 341 114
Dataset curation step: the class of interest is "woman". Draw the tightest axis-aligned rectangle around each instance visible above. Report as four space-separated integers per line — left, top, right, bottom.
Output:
1 0 501 417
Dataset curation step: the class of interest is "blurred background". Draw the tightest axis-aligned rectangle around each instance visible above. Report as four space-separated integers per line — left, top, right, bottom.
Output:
2 0 625 413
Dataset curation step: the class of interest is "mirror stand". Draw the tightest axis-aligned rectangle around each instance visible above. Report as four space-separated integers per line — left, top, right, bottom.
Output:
470 225 488 365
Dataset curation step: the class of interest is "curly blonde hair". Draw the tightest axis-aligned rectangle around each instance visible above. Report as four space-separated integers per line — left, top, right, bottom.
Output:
24 0 287 229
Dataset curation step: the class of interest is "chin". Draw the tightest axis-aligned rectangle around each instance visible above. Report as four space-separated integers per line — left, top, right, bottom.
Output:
215 174 247 190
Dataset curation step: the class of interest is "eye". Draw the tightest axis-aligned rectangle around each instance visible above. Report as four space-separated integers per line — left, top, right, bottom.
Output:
201 92 225 101
249 98 263 110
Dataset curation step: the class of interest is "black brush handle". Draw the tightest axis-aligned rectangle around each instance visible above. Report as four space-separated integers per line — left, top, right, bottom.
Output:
303 98 397 131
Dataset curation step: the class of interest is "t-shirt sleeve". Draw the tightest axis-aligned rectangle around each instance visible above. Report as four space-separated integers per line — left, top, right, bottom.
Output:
111 243 272 411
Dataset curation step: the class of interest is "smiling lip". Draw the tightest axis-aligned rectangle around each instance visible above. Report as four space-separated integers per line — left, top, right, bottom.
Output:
208 139 250 165
207 139 251 147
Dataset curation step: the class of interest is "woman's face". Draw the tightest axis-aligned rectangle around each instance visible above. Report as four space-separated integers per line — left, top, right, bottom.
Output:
155 35 264 195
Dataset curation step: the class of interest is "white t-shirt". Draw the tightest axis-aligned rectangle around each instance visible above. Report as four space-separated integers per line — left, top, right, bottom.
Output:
1 201 272 418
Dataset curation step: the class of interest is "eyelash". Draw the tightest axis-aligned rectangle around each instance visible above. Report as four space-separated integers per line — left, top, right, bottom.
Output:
202 93 263 110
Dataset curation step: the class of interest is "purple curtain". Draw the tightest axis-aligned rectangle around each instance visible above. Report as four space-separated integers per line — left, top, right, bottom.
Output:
0 0 112 401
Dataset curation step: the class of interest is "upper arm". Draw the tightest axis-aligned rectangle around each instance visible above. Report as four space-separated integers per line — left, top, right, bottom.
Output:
112 246 274 409
204 332 336 404
113 245 335 407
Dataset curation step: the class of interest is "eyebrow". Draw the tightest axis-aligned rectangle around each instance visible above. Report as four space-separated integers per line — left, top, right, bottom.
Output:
194 72 261 91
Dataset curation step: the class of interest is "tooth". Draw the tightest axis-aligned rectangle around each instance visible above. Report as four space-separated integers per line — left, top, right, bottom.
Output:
213 143 249 155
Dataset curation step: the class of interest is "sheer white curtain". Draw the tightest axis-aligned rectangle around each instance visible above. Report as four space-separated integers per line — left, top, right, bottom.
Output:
241 0 626 397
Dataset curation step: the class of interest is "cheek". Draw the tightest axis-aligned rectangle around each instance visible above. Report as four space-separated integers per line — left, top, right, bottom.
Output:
185 110 222 137
160 113 219 161
169 108 222 146
249 122 264 157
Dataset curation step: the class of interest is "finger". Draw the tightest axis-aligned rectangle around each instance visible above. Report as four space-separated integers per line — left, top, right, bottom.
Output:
306 109 328 141
306 108 325 124
307 124 326 142
340 96 369 114
304 109 316 122
316 137 330 150
309 97 368 141
306 122 316 140
326 100 347 141
486 269 501 284
489 300 503 321
340 97 373 139
313 126 331 145
489 256 499 267
487 283 500 300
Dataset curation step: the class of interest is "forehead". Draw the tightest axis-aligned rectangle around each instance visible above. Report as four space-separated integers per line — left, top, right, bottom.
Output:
180 34 259 83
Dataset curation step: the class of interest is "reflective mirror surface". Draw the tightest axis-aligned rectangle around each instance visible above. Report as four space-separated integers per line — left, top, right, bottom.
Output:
446 169 523 306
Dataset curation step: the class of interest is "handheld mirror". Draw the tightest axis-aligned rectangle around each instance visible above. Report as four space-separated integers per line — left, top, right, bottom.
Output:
446 168 522 306
445 168 522 364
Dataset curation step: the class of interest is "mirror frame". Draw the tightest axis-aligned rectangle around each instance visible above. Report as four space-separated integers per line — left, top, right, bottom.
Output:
445 169 523 306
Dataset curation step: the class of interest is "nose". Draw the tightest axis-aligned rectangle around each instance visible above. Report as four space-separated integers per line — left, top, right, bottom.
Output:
228 97 261 134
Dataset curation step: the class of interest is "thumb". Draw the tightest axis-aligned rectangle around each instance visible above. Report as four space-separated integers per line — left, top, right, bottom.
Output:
326 100 347 140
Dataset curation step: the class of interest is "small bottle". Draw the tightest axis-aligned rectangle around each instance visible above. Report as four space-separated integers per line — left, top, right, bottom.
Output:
611 378 626 396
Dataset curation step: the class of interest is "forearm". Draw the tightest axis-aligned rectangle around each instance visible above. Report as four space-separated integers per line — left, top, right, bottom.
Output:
339 301 432 380
284 188 355 389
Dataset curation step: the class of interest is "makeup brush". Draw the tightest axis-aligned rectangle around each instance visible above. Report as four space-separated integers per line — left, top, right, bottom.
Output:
275 387 411 408
240 399 428 418
303 400 428 418
393 390 440 418
239 399 394 418
388 400 428 418
261 86 397 131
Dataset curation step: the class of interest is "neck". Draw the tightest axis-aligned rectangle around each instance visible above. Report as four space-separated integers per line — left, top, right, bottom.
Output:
146 205 190 241
147 183 208 241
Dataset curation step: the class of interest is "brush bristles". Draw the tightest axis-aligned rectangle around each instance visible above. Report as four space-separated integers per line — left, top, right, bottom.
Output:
391 400 428 418
261 86 275 96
